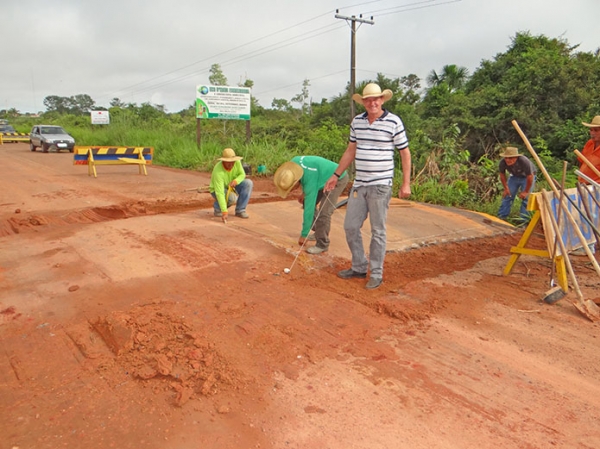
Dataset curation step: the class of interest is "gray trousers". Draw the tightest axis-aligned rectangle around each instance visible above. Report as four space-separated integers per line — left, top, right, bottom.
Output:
343 184 392 278
313 175 349 249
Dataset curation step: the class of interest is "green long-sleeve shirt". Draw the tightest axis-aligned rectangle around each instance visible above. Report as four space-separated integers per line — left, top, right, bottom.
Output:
292 155 346 237
209 160 246 213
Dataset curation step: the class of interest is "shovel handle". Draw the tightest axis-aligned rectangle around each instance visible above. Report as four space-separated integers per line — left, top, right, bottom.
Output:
574 149 600 181
540 192 584 300
513 120 600 276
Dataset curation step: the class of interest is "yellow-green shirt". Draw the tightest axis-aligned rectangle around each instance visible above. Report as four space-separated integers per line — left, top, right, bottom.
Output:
209 160 246 212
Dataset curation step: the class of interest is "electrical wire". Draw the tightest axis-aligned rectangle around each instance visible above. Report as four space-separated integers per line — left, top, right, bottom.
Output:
104 0 461 106
112 23 346 99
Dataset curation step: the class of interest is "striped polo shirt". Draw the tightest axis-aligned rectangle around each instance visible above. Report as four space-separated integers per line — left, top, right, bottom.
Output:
349 110 409 186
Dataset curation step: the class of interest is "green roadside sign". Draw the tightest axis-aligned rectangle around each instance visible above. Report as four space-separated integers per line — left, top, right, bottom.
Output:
196 85 251 120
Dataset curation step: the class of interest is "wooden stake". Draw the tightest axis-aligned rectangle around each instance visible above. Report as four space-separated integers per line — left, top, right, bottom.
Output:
512 120 600 276
540 191 599 321
574 149 600 181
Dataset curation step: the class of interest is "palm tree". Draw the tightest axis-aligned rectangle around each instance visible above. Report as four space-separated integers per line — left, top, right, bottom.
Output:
426 64 469 92
426 70 443 87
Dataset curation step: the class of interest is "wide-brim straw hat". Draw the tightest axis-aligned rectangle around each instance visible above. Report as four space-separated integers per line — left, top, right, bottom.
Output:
499 146 520 158
352 83 393 106
582 116 600 128
218 147 243 162
273 162 304 198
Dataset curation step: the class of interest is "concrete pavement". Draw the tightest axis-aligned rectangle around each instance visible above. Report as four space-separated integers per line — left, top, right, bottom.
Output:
230 197 515 260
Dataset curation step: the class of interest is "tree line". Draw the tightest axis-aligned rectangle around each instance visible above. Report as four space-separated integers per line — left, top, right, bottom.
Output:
4 32 600 221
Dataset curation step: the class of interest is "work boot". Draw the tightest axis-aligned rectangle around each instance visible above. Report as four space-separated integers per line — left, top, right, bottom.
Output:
235 211 249 219
365 277 382 289
337 268 367 279
214 210 223 217
306 246 327 255
307 233 316 241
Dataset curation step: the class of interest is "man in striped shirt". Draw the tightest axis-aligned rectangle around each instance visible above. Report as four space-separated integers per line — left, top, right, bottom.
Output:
324 83 411 289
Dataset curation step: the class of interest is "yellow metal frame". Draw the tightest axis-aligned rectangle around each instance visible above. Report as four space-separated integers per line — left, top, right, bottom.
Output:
79 147 150 178
503 194 568 291
0 133 30 143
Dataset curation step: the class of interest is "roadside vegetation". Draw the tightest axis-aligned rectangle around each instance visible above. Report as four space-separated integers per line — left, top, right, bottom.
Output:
3 32 600 222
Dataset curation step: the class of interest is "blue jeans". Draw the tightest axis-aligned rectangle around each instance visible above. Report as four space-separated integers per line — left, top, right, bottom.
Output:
211 179 253 213
498 175 536 221
343 184 392 278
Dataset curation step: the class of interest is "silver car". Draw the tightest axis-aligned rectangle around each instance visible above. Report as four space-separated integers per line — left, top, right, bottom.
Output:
30 125 76 153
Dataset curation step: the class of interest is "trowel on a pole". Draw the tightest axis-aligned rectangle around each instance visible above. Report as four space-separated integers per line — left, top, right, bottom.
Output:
183 185 210 192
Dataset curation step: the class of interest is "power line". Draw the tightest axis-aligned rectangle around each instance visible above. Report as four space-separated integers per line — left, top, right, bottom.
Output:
106 2 398 100
364 0 462 17
106 10 338 99
254 69 348 97
115 22 347 100
103 0 462 107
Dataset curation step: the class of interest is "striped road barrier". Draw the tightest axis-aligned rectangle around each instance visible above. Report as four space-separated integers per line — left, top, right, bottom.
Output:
73 146 153 178
1 132 30 144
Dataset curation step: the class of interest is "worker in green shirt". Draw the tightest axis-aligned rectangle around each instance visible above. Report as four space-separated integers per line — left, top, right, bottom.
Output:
209 148 253 222
274 156 348 254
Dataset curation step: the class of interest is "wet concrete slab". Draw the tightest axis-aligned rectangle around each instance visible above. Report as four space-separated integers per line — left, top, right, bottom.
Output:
231 197 516 260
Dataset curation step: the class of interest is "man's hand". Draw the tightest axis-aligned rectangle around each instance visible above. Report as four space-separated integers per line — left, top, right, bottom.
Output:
398 183 411 199
229 180 238 188
518 191 529 200
298 236 306 246
221 212 228 223
503 187 511 197
324 176 337 192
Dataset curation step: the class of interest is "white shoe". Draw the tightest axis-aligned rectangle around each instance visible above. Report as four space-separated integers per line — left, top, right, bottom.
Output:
306 246 327 254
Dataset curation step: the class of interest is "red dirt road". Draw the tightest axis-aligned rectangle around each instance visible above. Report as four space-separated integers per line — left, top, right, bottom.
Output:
1 143 600 449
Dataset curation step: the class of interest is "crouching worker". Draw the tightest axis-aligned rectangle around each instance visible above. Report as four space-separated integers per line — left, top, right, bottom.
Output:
210 148 253 223
497 146 536 224
274 156 348 254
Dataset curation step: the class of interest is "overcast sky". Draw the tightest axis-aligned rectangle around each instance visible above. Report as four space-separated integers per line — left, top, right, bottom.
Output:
2 0 599 114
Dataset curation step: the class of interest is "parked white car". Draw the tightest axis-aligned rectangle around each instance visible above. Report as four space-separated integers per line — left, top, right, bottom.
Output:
30 125 75 153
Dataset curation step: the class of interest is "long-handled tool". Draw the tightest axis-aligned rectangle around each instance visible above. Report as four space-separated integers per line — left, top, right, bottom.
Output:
513 120 600 276
183 185 210 192
540 192 599 321
550 178 600 241
574 150 600 217
574 149 600 181
575 170 600 189
544 162 567 304
575 170 600 216
283 191 335 274
576 182 600 240
578 181 600 213
513 120 600 319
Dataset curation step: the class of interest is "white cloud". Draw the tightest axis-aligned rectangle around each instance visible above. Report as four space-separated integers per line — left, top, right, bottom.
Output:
2 0 599 113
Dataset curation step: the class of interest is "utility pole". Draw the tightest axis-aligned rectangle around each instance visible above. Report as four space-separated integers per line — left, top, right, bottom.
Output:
335 10 374 122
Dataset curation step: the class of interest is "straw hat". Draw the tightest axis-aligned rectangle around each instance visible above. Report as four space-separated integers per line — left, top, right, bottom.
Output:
582 116 600 128
352 83 393 106
273 162 304 198
218 148 243 162
499 147 520 158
